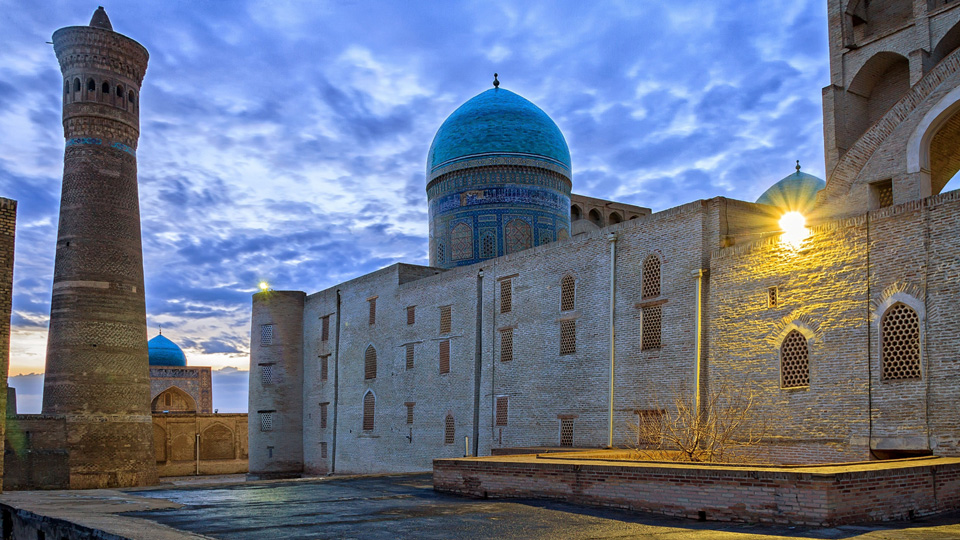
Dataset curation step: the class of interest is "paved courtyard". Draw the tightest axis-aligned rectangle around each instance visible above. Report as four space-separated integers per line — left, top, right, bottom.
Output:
125 473 960 539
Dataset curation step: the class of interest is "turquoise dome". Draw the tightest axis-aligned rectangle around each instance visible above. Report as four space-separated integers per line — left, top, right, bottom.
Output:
427 87 571 177
756 168 826 213
148 334 187 367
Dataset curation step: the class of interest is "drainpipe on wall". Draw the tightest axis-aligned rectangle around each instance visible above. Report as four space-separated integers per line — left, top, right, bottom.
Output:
607 233 617 448
692 269 705 416
472 269 484 457
331 289 341 474
195 431 200 476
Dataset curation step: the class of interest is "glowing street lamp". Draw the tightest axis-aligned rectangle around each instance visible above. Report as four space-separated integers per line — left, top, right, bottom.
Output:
779 211 810 249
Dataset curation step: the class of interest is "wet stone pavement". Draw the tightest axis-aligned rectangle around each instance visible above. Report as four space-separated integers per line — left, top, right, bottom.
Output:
129 473 960 539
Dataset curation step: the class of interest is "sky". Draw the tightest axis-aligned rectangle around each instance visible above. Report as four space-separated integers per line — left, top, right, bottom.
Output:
0 0 897 412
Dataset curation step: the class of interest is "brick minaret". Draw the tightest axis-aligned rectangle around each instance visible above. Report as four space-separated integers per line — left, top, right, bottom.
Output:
43 7 156 488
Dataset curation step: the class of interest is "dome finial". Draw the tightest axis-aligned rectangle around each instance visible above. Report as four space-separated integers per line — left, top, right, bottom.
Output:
158 323 162 336
796 160 801 174
89 6 113 31
493 73 499 88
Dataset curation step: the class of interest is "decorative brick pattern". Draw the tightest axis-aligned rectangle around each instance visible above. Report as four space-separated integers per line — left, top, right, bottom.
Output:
505 219 533 254
451 222 473 261
881 302 921 380
780 330 809 388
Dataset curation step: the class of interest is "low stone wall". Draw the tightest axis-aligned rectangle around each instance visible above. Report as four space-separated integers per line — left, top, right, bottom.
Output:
153 413 248 477
433 455 960 526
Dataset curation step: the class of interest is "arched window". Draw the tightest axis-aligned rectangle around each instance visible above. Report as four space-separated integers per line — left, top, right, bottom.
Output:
780 330 810 388
588 209 603 227
87 78 96 92
842 52 909 150
64 80 70 98
560 274 575 311
480 231 496 259
642 254 661 299
451 223 473 261
101 81 110 94
74 78 81 92
444 413 455 444
128 90 135 104
881 302 921 380
116 84 124 98
609 212 623 225
364 345 377 379
571 205 582 221
504 219 532 254
362 391 375 431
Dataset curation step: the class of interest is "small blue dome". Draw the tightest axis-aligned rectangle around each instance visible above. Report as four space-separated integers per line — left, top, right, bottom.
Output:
427 87 571 177
148 334 187 367
756 169 826 212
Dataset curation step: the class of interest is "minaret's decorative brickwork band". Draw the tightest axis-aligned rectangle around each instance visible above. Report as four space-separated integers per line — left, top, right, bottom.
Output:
43 7 156 488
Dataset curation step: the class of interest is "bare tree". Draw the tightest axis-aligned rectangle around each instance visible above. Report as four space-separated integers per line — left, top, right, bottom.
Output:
629 380 770 463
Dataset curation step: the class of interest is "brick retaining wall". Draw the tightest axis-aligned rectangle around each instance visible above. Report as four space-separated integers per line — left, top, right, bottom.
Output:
433 455 960 526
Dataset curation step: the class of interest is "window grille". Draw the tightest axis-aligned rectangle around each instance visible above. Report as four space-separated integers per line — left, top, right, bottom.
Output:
444 414 455 444
500 328 514 362
364 346 377 379
321 315 330 342
560 275 575 311
368 298 376 325
439 340 450 374
320 402 329 429
768 287 779 308
642 255 661 299
405 402 415 424
260 364 273 385
480 232 496 259
881 302 921 380
320 355 329 381
451 223 473 261
439 305 452 334
495 396 508 426
362 392 375 431
505 219 532 254
560 320 576 355
559 419 574 447
437 242 445 264
873 179 894 209
500 279 512 313
636 410 664 446
259 412 274 432
641 305 662 350
260 324 274 346
405 343 415 370
780 330 809 388
320 442 328 459
407 305 415 325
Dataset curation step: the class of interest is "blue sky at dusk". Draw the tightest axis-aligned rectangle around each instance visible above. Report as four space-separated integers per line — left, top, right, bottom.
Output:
1 0 883 411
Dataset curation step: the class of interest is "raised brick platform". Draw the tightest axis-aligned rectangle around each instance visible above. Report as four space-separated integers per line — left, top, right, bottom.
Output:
433 453 960 526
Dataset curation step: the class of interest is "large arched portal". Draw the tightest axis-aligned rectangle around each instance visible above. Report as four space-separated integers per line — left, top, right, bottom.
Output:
907 85 960 197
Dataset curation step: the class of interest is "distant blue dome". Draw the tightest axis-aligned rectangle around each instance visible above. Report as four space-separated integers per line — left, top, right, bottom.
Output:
427 87 571 177
756 168 826 213
148 334 187 367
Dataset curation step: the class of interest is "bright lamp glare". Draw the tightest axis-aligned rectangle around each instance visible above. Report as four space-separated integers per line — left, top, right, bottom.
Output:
779 211 809 249
259 281 269 291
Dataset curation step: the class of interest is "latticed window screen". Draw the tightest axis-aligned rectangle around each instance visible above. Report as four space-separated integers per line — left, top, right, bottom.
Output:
439 340 450 374
364 345 377 379
505 219 532 254
881 302 922 380
368 298 376 325
560 320 576 355
500 279 512 313
439 305 452 334
559 419 574 447
320 402 328 429
320 355 329 381
260 364 273 385
641 305 662 350
259 412 274 432
320 442 328 459
874 180 894 208
780 330 809 388
437 242 445 264
560 275 575 311
362 392 375 431
260 324 273 346
768 287 779 308
444 414 456 444
642 255 661 299
636 410 664 446
480 232 496 259
451 223 473 261
321 315 330 341
495 396 508 426
407 306 415 325
500 328 514 362
405 343 415 370
405 403 415 424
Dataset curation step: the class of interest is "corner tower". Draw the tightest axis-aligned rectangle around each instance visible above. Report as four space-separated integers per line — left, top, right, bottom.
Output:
43 7 155 488
427 77 572 268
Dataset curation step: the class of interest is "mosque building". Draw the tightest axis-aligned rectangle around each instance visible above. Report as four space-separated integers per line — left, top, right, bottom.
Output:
249 1 960 477
148 332 213 414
